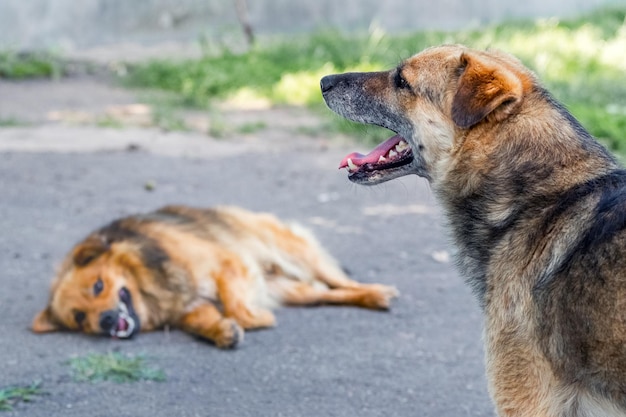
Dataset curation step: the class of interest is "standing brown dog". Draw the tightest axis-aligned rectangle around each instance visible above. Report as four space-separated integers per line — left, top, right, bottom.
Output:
322 45 626 416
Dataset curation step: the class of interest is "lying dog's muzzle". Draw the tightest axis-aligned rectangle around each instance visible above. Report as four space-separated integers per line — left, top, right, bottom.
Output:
98 287 140 339
99 310 118 333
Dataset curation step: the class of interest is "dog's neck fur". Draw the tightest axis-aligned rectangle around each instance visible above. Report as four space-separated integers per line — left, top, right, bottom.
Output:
435 86 620 307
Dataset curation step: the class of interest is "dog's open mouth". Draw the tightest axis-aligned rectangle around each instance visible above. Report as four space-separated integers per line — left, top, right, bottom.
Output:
109 287 140 339
338 135 414 182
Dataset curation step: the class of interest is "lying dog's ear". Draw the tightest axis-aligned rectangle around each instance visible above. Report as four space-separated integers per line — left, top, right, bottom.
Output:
31 307 61 333
452 52 523 129
72 234 109 267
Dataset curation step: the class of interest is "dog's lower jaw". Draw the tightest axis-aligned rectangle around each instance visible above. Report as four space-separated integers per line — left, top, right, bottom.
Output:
350 157 430 184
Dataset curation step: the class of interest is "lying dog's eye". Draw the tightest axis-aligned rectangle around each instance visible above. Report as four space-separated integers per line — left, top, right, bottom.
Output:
394 71 411 90
93 277 104 296
74 310 86 326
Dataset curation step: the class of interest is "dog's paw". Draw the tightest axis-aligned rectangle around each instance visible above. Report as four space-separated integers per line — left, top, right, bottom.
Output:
362 284 399 310
214 318 244 349
255 309 277 328
233 308 276 330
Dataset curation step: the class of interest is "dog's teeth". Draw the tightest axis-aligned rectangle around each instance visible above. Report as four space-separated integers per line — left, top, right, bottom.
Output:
389 150 398 158
378 156 387 163
347 158 358 171
396 141 409 152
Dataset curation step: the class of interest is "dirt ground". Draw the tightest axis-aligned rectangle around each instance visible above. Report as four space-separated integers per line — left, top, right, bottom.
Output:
0 73 492 416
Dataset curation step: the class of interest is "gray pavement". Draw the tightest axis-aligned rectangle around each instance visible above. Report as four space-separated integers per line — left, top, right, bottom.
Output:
0 82 493 416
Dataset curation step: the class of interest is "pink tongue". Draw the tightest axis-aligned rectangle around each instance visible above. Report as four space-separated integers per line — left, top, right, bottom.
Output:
117 317 128 331
339 135 405 169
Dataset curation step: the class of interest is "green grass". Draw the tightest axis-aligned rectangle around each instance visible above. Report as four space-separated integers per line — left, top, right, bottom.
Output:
95 115 125 129
67 352 166 383
0 382 44 411
0 118 27 128
237 120 267 134
124 6 626 148
151 106 189 132
0 51 64 79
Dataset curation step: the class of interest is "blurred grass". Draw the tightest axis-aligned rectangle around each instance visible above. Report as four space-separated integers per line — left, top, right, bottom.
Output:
124 6 624 149
0 51 64 79
0 382 44 411
67 352 166 383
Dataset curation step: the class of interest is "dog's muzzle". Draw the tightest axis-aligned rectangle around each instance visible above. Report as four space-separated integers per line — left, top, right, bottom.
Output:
320 75 339 93
99 287 140 339
321 72 423 184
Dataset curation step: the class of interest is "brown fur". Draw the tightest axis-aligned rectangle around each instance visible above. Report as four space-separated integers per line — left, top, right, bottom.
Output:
322 45 626 416
32 205 398 348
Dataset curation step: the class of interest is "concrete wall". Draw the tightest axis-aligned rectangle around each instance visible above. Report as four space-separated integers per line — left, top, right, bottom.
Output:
0 0 623 51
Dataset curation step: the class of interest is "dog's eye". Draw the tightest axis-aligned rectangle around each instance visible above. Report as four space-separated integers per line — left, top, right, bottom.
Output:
394 71 411 90
74 311 86 326
93 277 104 296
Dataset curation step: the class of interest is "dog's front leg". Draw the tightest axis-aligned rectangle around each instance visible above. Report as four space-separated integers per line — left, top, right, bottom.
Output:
215 259 277 330
485 327 563 417
179 302 244 349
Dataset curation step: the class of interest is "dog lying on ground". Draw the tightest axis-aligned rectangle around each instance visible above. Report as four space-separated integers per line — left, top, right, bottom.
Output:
32 205 398 348
322 45 626 416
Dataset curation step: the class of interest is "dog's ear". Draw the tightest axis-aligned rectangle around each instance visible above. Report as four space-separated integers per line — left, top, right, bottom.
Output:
31 306 61 333
72 234 109 267
451 52 523 129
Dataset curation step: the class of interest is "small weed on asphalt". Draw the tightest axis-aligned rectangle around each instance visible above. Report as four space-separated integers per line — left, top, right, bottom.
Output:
0 118 27 128
67 352 166 383
237 121 267 134
0 382 45 412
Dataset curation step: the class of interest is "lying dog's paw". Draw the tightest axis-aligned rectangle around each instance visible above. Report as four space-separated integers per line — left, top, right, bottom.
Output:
214 318 244 349
362 284 400 310
253 309 277 328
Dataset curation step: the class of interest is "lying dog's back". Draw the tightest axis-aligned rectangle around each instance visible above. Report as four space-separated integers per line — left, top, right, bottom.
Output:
117 205 329 291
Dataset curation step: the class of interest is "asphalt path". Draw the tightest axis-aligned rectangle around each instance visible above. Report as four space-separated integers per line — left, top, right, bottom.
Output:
0 124 493 416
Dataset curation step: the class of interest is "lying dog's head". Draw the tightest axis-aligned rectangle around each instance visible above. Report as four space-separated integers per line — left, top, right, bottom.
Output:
321 44 533 185
32 234 144 339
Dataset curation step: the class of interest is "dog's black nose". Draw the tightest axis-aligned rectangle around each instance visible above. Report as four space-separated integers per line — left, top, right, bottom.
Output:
99 310 118 332
320 75 339 93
